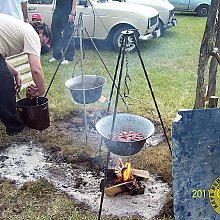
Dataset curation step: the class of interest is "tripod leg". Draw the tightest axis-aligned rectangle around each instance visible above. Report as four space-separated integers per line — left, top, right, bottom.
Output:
97 35 127 220
97 35 126 155
98 150 110 220
107 35 126 114
110 35 127 137
84 28 128 110
45 28 77 97
132 34 172 154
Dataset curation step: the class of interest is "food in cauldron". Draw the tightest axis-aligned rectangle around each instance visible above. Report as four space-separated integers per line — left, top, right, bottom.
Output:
26 84 38 99
112 131 145 142
26 84 39 106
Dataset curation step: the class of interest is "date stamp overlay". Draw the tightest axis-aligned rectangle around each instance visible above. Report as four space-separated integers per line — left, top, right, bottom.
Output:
209 176 220 215
192 176 220 215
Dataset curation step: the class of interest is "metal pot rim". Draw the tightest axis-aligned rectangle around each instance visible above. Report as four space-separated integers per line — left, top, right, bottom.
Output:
96 113 155 140
65 75 106 91
16 97 48 108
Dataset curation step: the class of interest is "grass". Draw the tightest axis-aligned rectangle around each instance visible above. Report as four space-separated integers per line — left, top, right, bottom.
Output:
0 178 97 220
40 14 217 126
1 14 219 219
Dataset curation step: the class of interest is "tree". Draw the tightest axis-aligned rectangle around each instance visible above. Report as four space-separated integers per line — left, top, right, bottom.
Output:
194 0 220 109
207 7 220 100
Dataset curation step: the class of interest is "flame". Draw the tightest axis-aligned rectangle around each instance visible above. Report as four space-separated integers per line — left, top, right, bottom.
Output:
123 161 131 181
114 158 133 182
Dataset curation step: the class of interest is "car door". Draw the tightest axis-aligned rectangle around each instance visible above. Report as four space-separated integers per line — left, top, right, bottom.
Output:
76 0 108 39
27 0 55 27
76 0 96 38
169 0 190 10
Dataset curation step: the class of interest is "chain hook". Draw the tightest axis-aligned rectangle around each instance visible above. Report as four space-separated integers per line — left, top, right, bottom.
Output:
123 33 132 97
78 12 83 27
76 12 85 59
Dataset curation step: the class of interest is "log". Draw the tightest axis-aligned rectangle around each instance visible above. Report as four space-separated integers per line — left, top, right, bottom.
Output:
104 180 134 197
98 95 107 103
131 169 149 181
104 169 149 196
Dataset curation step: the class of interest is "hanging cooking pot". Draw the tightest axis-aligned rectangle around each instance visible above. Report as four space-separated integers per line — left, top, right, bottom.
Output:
16 97 50 131
95 113 155 156
65 75 106 104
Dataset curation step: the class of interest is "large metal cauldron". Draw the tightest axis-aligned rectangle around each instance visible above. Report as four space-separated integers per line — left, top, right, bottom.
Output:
16 97 50 131
65 75 106 104
96 113 155 156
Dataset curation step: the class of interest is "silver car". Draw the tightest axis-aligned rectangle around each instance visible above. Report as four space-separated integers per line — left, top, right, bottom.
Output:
169 0 211 17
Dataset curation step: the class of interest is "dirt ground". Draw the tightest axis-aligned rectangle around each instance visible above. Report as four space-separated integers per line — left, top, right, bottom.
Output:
0 109 173 219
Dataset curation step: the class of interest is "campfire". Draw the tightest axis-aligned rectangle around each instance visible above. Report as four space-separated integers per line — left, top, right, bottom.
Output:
100 159 149 197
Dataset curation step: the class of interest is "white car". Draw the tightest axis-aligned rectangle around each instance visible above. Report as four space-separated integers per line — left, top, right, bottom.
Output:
27 0 161 52
113 0 177 33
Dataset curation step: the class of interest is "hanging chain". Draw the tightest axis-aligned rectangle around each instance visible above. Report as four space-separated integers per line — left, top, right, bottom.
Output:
123 49 131 97
78 12 83 26
77 12 85 59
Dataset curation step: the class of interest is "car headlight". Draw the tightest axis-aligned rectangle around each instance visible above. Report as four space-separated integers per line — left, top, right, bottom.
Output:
148 15 159 28
169 9 175 18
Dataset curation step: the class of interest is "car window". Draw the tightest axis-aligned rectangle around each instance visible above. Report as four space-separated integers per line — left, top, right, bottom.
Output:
78 0 87 6
28 0 53 4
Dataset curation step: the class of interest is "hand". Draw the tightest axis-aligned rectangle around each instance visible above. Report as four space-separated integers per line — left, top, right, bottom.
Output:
14 74 22 93
26 84 39 99
24 17 29 23
68 13 76 23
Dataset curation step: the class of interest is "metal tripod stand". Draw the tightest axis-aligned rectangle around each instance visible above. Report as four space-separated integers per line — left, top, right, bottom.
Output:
97 29 171 220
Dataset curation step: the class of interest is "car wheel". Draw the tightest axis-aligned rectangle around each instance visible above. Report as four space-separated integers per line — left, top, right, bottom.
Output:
113 28 139 52
196 5 209 17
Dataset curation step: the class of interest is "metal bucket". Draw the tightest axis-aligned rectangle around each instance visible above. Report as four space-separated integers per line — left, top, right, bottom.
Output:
16 97 50 131
96 113 155 156
65 75 106 104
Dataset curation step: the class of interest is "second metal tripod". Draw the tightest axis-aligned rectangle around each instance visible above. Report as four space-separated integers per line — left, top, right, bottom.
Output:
97 29 171 220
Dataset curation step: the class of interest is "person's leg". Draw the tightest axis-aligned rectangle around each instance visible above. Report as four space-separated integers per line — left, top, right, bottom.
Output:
51 12 63 60
0 55 24 135
63 21 75 61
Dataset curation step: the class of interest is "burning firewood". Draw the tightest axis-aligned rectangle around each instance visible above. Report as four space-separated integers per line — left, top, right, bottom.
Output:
100 159 149 197
103 177 145 197
131 169 149 182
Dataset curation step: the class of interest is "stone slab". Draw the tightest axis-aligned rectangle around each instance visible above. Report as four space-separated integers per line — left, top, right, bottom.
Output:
172 108 220 219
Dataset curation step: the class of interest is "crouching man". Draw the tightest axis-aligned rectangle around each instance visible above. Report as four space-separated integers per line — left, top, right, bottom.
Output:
30 13 51 55
0 13 46 135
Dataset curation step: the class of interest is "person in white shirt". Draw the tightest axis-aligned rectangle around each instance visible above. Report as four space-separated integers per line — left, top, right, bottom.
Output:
0 0 29 22
0 13 46 135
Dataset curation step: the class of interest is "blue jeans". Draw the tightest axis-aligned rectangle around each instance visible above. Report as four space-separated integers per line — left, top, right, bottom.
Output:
51 11 75 61
41 44 50 55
